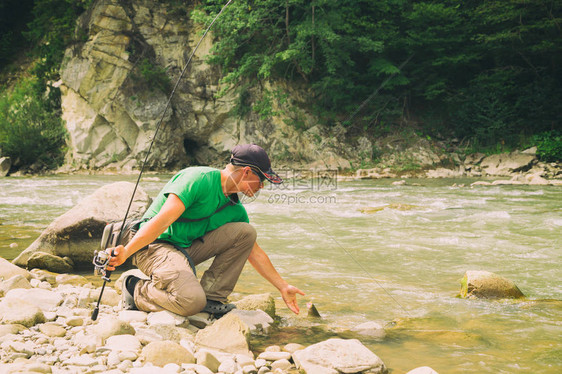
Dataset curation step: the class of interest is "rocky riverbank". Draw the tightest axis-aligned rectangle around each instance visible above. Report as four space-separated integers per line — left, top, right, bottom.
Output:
350 147 562 186
0 255 531 374
0 260 413 374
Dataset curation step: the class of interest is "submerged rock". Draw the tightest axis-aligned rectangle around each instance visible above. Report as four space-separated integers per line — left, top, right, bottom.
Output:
460 270 525 299
351 321 386 339
406 367 439 374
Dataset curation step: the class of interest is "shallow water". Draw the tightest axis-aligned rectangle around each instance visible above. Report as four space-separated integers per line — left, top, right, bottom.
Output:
1 174 561 373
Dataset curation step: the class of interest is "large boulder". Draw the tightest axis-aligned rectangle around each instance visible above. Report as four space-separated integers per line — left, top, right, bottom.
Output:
480 152 536 176
0 157 10 177
13 182 151 268
292 338 387 374
58 0 357 172
460 270 525 299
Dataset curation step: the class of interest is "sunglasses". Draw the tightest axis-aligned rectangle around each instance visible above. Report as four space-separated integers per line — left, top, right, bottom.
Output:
249 167 266 183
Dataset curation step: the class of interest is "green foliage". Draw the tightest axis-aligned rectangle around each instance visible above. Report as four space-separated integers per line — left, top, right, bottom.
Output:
0 0 88 170
0 79 67 168
196 0 406 115
0 0 34 68
195 0 560 151
533 131 562 162
137 58 171 93
25 0 91 85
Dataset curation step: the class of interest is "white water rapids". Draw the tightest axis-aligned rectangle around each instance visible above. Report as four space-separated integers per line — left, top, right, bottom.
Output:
1 174 560 373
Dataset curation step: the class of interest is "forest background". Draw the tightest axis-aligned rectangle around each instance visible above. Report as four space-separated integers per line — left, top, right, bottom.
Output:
0 0 560 171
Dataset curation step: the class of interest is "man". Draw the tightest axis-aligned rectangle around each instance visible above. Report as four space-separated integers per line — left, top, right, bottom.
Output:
106 144 304 317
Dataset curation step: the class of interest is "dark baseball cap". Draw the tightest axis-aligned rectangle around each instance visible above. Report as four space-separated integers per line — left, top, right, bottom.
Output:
230 144 283 184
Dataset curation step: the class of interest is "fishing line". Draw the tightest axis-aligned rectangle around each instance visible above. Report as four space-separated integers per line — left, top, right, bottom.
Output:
92 0 233 320
304 211 412 317
116 0 233 237
292 56 416 316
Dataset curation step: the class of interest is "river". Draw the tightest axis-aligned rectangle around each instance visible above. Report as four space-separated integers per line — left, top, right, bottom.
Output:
1 174 561 373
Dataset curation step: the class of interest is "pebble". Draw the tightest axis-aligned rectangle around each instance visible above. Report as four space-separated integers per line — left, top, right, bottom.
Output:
243 364 258 374
218 358 239 374
271 359 292 371
105 334 141 352
119 310 148 323
147 310 188 326
164 363 182 372
38 323 67 337
118 359 134 371
283 342 305 353
62 354 98 367
264 345 281 352
44 312 57 322
257 366 270 374
256 351 292 361
0 271 352 374
236 353 255 367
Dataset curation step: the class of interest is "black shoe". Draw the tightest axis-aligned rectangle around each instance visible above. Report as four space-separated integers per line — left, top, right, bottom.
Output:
121 275 139 310
202 299 236 317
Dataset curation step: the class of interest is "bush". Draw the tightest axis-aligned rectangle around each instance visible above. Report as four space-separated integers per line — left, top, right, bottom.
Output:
137 58 171 93
533 131 562 163
0 79 66 169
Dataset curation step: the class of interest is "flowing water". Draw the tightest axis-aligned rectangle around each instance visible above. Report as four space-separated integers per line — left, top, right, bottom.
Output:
1 174 561 373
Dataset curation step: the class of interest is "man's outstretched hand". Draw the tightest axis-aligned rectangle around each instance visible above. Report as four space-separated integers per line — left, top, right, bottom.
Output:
280 284 306 314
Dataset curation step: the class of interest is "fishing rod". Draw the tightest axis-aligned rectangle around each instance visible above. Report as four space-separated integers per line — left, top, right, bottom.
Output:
91 0 233 321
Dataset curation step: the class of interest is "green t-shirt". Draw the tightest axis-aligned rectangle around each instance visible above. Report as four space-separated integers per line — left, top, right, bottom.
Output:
141 167 249 247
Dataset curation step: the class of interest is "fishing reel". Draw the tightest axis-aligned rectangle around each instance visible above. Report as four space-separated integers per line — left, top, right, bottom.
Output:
91 222 117 321
92 250 112 281
93 222 117 282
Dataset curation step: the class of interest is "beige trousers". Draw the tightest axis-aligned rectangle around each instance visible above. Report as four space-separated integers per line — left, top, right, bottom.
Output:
130 222 256 316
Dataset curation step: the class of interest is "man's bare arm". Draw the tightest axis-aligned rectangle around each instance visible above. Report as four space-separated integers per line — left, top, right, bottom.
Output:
107 193 185 270
248 242 305 314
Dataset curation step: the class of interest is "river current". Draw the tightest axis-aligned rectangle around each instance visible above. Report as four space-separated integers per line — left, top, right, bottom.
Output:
0 174 560 373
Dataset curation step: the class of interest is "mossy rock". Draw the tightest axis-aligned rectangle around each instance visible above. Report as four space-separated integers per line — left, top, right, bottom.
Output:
459 270 525 299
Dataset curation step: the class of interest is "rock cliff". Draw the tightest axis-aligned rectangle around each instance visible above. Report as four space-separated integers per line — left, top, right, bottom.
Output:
58 0 351 171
